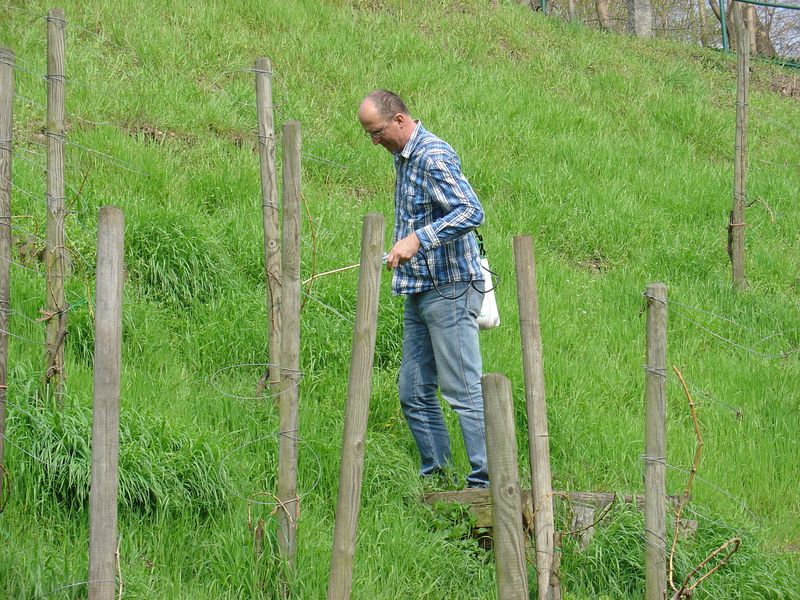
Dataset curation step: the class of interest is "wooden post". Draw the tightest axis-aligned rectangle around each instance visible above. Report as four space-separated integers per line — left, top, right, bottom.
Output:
44 8 69 403
88 207 124 600
0 48 14 501
731 3 749 291
277 120 301 578
327 213 384 600
255 57 282 399
644 283 667 600
483 373 529 600
513 236 554 600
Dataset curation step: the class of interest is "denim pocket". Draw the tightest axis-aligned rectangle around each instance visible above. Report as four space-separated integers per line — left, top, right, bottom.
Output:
467 280 484 319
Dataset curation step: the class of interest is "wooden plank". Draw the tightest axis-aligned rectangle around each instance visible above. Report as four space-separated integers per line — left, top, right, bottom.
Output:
422 489 686 530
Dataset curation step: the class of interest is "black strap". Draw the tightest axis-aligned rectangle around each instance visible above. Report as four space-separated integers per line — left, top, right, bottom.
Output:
475 228 486 257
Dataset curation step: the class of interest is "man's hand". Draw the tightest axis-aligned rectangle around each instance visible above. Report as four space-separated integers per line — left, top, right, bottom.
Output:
385 232 421 269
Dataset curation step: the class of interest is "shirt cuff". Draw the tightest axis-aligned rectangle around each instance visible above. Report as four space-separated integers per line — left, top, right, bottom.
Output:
415 225 439 250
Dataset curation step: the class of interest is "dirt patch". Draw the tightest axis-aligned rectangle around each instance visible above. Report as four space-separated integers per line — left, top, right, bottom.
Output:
769 71 800 100
577 256 610 275
121 122 195 145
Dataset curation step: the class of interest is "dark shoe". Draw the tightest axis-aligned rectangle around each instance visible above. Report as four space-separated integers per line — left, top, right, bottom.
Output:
466 481 489 489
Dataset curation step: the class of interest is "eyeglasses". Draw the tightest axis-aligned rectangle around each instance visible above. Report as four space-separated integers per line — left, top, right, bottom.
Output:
364 117 394 139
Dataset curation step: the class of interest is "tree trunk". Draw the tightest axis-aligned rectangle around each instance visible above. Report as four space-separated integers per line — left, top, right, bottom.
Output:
567 0 578 22
596 0 612 30
708 0 735 47
627 0 654 37
698 0 708 46
746 6 757 54
708 0 776 57
751 7 778 57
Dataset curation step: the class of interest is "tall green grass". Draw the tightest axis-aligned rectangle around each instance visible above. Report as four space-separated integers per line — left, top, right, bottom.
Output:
1 0 798 597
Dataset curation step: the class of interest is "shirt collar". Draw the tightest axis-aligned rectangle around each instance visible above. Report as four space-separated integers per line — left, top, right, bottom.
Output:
399 120 424 159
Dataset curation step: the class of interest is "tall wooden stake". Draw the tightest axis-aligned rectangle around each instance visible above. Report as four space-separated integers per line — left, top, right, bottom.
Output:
327 213 384 600
88 207 124 600
45 8 69 402
513 236 554 600
0 48 14 502
731 3 749 291
483 373 529 600
277 120 301 582
644 283 667 600
255 56 282 399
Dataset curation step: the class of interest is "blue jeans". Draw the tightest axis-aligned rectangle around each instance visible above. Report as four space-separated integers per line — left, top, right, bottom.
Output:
398 281 489 487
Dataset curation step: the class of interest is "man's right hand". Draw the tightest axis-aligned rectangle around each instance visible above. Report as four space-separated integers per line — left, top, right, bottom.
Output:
385 232 421 269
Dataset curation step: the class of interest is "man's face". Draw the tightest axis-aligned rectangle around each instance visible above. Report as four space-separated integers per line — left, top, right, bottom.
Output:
358 100 403 153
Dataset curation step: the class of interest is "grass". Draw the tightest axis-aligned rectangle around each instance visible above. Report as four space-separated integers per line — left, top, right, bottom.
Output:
1 0 799 597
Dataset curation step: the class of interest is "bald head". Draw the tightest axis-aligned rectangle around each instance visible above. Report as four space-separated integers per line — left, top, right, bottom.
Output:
361 89 410 120
358 89 416 153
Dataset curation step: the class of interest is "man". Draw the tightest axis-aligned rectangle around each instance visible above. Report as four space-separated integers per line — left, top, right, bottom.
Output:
358 89 489 488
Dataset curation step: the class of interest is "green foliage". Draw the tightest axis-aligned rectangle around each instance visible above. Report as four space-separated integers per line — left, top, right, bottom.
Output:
125 209 233 308
7 394 228 516
560 503 800 599
1 0 799 597
428 501 490 560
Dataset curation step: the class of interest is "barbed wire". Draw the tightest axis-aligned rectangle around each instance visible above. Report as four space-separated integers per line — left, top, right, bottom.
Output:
751 106 800 142
0 60 43 80
209 362 303 401
0 399 66 469
0 323 43 345
300 289 354 325
752 156 800 170
643 292 798 359
60 136 149 177
665 371 744 417
11 92 109 130
5 144 92 212
10 143 47 161
36 579 117 599
670 307 798 359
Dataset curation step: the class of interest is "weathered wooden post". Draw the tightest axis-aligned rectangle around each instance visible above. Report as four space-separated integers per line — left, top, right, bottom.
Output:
327 213 384 600
88 207 124 600
0 47 14 501
731 3 749 291
513 236 554 600
277 120 301 580
44 8 69 403
644 283 667 600
483 373 529 600
254 56 282 399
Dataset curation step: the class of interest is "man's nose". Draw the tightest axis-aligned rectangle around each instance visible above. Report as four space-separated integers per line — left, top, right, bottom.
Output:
371 136 380 145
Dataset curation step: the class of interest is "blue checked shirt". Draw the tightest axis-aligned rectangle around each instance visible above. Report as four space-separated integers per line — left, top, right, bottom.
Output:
391 122 484 295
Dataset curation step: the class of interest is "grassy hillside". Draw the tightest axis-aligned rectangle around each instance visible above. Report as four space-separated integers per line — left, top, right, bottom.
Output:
1 0 799 598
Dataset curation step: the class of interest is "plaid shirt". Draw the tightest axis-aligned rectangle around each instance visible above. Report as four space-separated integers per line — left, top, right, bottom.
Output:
391 122 484 295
